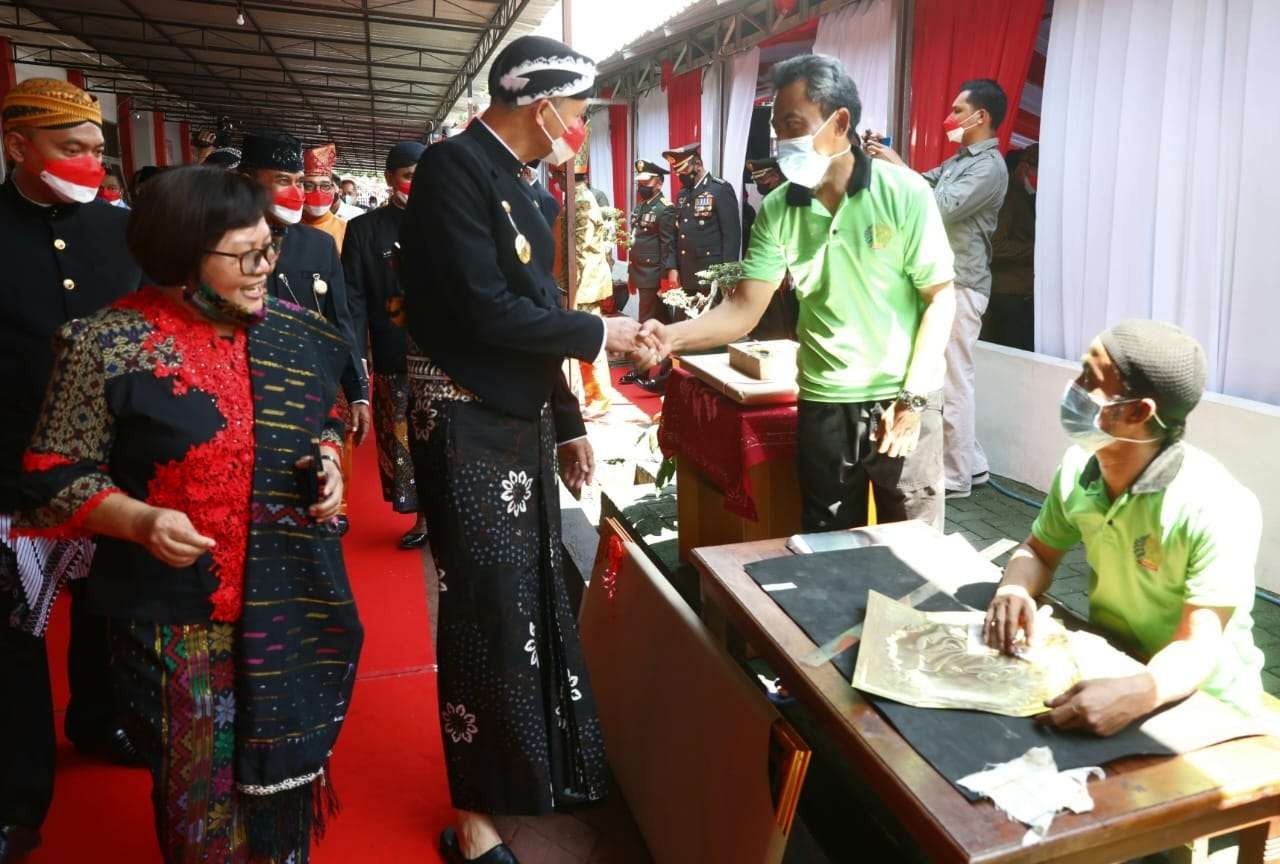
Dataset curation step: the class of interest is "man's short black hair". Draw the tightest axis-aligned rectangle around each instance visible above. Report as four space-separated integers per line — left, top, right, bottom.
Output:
127 165 268 287
959 78 1008 129
770 54 862 140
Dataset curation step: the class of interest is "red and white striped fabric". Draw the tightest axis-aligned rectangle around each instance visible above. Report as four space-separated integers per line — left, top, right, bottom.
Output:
39 154 107 204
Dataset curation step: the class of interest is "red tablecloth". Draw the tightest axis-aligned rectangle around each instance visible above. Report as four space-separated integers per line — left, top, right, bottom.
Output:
658 366 798 520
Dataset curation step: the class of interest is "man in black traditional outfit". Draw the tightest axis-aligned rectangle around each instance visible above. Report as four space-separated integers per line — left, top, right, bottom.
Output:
0 77 143 863
401 35 646 864
343 140 429 548
240 130 370 535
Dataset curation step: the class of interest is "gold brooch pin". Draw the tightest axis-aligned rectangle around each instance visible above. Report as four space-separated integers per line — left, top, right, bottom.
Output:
500 200 532 264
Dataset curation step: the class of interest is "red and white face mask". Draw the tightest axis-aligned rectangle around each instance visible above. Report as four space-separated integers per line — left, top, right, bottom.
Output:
392 179 413 206
32 153 107 204
270 185 305 225
943 110 981 144
304 188 335 218
98 186 123 203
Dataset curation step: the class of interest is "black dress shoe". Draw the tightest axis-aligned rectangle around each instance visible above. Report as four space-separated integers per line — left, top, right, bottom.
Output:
636 371 670 394
399 530 429 549
439 827 519 864
71 726 146 767
618 370 642 385
0 823 42 862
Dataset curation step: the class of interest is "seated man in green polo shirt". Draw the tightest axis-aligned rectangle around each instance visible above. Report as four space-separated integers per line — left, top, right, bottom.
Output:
985 320 1264 735
635 53 957 531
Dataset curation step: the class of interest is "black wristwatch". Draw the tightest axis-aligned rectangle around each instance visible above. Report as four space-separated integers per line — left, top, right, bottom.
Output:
896 390 928 412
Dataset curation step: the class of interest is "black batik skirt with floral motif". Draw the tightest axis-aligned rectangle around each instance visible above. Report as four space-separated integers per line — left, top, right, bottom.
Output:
413 397 609 815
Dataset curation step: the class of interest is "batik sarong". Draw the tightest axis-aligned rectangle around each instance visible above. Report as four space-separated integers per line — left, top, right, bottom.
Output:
414 395 609 814
371 372 417 513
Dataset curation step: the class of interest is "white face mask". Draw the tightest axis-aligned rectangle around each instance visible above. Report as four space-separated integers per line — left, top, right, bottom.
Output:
775 112 851 189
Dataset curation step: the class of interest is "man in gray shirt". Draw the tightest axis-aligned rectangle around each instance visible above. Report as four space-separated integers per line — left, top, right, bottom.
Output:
867 78 1009 497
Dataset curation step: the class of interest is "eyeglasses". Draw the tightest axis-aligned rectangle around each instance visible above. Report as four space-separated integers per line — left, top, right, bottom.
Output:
302 181 335 193
206 241 280 275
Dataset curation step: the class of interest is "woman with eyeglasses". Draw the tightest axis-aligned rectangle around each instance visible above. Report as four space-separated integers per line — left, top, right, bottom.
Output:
13 166 363 863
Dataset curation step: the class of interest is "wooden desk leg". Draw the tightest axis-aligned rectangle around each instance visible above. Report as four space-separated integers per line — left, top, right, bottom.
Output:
700 581 730 647
1166 839 1209 864
1238 818 1280 864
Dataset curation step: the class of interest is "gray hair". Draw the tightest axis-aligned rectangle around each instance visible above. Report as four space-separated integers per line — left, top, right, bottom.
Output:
770 54 862 140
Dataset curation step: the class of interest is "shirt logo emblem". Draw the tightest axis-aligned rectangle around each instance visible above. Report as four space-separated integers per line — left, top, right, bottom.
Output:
1133 534 1161 573
864 223 893 250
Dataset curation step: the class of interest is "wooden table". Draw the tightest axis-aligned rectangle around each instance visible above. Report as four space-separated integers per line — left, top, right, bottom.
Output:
692 522 1280 864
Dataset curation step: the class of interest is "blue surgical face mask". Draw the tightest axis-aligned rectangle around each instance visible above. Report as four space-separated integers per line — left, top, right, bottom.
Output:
776 111 851 189
1059 381 1163 453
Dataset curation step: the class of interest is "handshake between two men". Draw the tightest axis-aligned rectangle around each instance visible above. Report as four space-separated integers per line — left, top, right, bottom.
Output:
603 316 671 371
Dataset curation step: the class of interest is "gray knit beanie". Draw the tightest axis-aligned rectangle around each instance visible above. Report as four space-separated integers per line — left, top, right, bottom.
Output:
1099 320 1207 425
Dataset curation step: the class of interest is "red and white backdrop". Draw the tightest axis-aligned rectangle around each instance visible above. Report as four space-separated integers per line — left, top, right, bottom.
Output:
906 0 1046 170
596 0 899 236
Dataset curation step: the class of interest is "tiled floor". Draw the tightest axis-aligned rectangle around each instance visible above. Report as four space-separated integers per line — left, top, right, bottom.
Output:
491 801 653 864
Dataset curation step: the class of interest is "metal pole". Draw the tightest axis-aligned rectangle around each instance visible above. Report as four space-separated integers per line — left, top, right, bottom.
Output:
563 0 578 311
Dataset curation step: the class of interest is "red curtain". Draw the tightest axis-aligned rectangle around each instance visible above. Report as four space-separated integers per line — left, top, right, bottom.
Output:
118 97 136 182
667 68 702 151
907 0 1045 169
609 102 630 261
152 109 167 167
179 121 193 164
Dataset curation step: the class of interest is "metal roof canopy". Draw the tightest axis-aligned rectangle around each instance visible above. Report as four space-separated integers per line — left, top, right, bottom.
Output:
595 0 855 99
0 0 556 170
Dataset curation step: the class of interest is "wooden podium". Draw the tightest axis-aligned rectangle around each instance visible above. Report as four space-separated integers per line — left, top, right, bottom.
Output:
675 454 801 564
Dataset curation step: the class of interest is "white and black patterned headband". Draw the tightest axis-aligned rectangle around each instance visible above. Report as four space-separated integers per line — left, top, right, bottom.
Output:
493 36 596 106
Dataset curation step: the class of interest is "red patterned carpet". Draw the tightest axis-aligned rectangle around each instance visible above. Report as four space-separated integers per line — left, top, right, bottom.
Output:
35 439 452 862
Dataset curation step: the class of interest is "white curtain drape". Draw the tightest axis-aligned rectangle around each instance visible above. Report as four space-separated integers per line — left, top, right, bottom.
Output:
700 60 723 179
636 84 672 201
722 47 761 215
587 106 613 206
1036 0 1280 405
811 0 895 137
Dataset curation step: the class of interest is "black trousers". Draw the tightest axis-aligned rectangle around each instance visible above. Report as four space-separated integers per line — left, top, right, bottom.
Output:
0 553 115 829
796 396 944 534
979 293 1034 351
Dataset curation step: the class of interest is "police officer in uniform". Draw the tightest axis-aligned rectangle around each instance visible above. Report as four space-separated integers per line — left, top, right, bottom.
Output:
0 78 142 863
637 143 741 392
742 157 797 340
663 141 741 296
741 156 784 250
240 130 369 535
619 159 675 386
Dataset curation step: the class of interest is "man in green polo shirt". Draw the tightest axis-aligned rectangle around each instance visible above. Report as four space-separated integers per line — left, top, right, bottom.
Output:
985 321 1264 734
635 54 957 531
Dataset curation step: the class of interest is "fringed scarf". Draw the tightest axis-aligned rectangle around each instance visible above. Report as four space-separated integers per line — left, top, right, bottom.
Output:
238 298 364 858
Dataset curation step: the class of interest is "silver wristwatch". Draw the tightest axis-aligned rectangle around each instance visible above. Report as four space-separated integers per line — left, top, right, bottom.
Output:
896 390 928 412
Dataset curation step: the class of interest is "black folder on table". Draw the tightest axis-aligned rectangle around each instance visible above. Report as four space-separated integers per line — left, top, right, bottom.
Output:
745 545 1264 797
